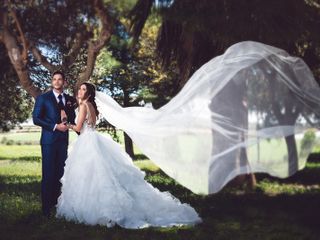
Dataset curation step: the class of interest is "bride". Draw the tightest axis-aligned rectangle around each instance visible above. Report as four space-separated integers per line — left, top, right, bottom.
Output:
56 82 202 228
57 41 319 228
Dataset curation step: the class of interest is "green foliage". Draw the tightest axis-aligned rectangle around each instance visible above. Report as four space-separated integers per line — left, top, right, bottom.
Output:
133 14 181 108
94 10 179 110
1 0 120 99
300 130 317 157
0 46 33 132
96 120 121 143
94 19 154 105
130 0 320 86
1 0 115 129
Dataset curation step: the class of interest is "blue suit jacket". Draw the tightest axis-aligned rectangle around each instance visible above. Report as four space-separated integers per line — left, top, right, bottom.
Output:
33 90 77 145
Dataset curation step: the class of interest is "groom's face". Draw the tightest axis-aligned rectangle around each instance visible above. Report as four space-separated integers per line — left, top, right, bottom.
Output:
52 74 65 91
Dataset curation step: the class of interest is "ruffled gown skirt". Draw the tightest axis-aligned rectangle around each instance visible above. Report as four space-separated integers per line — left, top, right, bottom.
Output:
56 129 201 228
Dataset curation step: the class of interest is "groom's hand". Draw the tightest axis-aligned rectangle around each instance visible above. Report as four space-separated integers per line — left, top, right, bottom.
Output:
56 123 68 132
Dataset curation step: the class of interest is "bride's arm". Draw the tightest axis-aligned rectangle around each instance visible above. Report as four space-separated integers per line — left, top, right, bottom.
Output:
70 103 87 132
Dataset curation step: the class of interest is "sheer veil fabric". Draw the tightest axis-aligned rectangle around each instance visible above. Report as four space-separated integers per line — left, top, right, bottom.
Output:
96 41 320 194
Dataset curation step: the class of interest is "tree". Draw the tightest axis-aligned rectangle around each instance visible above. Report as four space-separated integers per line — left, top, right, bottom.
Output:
0 0 113 98
0 45 32 131
246 56 320 175
129 0 320 187
93 12 178 157
130 0 320 87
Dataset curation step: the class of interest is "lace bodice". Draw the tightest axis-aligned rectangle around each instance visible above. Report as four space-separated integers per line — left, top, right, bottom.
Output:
80 118 95 134
77 103 96 134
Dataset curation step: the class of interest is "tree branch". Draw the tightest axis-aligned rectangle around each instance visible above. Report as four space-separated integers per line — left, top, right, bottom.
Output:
77 0 112 86
9 2 59 73
63 32 85 67
129 0 155 46
92 0 112 50
10 6 28 64
1 10 41 98
302 112 316 127
30 42 60 73
2 32 42 98
0 8 4 42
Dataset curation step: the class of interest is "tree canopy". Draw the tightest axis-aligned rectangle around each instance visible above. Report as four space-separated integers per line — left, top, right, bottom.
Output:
0 0 112 97
1 0 320 133
130 0 320 88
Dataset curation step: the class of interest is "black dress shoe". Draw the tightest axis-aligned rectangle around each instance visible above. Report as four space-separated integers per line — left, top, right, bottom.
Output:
43 212 50 219
43 209 53 219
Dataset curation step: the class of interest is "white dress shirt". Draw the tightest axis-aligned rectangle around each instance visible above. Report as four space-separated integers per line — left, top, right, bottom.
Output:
53 90 66 105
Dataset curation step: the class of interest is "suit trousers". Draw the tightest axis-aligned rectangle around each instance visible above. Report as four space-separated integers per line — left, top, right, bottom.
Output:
41 140 68 215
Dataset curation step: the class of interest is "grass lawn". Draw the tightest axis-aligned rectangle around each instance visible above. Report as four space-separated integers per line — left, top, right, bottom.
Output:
0 130 124 144
0 133 320 239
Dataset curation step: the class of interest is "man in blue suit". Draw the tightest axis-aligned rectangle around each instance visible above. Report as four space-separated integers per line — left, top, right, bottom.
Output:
33 71 77 217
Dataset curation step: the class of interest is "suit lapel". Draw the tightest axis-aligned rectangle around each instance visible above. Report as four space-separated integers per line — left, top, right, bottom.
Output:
47 90 60 124
50 90 59 112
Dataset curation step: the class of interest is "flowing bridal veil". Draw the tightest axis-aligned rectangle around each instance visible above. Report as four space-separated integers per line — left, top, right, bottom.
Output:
96 41 320 195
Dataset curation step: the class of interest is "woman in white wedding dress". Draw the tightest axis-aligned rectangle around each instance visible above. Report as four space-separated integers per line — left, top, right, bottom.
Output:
57 41 320 228
56 82 202 228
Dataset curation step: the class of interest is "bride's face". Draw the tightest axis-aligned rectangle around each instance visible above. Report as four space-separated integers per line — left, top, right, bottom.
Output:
77 84 88 100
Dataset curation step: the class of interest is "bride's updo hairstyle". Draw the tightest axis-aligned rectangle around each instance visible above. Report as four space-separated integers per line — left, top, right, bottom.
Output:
80 82 99 117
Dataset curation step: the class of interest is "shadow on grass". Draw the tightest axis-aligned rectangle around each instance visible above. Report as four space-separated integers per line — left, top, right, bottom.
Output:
0 175 41 195
1 156 320 239
255 161 320 186
203 190 320 236
133 153 148 160
0 156 41 162
308 153 320 163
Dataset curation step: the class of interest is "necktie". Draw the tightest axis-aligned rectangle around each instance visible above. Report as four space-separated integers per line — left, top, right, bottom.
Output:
58 94 64 110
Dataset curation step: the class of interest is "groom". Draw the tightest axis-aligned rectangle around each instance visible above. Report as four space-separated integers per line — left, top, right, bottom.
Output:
33 71 77 217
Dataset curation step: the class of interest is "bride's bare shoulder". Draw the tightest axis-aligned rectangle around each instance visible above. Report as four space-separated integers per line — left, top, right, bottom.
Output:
78 102 87 112
84 102 93 111
84 102 96 118
85 101 93 108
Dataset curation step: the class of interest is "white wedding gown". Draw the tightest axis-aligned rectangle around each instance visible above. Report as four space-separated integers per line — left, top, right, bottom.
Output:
56 115 202 228
56 41 319 227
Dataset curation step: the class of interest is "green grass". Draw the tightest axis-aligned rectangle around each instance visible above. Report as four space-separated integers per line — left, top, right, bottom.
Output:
0 145 41 160
0 132 320 239
1 132 42 142
0 131 122 144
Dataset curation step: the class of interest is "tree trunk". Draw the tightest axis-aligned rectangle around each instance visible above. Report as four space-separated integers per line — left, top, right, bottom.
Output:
209 79 256 193
2 29 42 98
285 134 299 175
271 97 299 176
233 140 257 189
123 89 135 158
124 132 135 159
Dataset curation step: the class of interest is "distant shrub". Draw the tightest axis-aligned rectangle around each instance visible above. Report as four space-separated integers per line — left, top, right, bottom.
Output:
300 130 316 157
0 137 38 145
1 137 7 144
5 140 14 145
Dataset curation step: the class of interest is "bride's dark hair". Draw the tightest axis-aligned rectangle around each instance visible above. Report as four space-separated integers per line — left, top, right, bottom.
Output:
81 82 99 117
